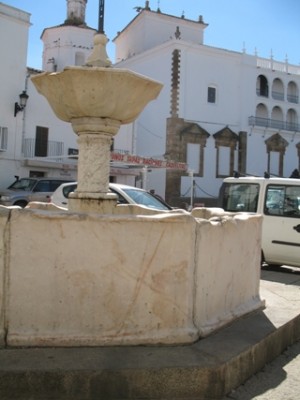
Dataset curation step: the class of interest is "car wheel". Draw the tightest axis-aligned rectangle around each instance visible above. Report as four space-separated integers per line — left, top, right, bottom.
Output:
14 200 28 208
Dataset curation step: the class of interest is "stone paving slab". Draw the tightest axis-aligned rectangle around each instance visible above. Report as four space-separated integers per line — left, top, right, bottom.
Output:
0 267 299 400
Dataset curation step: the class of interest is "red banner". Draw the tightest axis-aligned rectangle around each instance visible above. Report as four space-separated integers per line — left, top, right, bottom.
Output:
111 152 187 170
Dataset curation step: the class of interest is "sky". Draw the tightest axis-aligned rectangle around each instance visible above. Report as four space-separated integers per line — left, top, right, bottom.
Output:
3 0 300 70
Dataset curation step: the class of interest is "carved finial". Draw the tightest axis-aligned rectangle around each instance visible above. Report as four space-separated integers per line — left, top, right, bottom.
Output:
175 26 181 40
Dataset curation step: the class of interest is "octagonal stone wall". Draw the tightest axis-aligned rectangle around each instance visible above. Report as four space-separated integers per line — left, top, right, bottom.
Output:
0 206 263 347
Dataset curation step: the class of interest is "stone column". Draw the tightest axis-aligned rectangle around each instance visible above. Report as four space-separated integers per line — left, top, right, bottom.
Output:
68 116 121 213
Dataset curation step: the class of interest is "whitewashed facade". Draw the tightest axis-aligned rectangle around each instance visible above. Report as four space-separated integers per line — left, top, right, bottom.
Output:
114 7 300 206
0 3 31 186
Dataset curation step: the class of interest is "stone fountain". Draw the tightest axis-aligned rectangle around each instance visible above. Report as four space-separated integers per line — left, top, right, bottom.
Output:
31 4 162 213
6 1 263 348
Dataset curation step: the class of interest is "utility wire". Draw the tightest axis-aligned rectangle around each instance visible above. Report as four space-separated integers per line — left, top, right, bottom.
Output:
137 121 163 139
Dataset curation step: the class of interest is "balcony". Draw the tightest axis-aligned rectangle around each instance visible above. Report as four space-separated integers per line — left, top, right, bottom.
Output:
256 88 268 97
248 116 300 132
271 91 284 101
287 94 299 104
23 138 64 160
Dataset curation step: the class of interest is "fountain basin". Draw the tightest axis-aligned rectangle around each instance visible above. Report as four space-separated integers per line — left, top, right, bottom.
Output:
31 66 163 124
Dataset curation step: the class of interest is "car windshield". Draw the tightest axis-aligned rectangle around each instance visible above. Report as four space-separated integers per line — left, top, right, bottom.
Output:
220 183 260 212
8 178 37 191
122 188 171 210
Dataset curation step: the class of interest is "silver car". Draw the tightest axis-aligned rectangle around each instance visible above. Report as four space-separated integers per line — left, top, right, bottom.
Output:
0 177 73 208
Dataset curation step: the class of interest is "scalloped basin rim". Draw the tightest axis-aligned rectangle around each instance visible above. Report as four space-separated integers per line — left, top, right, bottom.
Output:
31 66 163 124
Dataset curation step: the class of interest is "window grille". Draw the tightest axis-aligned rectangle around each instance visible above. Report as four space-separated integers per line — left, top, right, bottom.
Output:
207 87 216 103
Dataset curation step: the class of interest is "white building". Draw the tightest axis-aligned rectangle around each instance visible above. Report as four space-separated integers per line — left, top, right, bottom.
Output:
0 3 31 186
0 1 88 188
0 0 144 190
114 4 300 206
1 1 299 207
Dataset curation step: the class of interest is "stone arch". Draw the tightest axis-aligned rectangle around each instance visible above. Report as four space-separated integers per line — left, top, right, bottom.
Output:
256 74 269 97
271 106 284 130
287 80 299 104
271 77 284 101
286 108 298 131
254 103 268 127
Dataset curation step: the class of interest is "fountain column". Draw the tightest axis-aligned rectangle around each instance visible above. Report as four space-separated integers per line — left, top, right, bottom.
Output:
68 117 120 213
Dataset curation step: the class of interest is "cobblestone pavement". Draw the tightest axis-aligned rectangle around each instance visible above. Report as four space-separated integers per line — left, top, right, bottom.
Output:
223 337 300 399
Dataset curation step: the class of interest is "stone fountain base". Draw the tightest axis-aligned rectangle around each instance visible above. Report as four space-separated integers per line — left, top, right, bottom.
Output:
0 205 264 347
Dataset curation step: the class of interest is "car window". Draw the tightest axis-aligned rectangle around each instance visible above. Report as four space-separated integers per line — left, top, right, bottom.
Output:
8 178 37 191
33 181 51 192
63 184 77 199
265 185 300 217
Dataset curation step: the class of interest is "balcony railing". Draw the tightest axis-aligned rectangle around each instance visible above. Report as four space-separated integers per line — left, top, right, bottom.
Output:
287 94 299 104
256 88 268 97
248 116 300 132
22 138 64 161
256 90 299 104
271 91 284 101
256 57 300 75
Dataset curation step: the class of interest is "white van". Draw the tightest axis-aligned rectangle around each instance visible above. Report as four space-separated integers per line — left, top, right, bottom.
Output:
219 176 300 268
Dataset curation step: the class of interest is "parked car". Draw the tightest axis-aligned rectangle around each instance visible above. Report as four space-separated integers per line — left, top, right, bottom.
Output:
218 176 300 269
51 182 173 211
0 177 73 208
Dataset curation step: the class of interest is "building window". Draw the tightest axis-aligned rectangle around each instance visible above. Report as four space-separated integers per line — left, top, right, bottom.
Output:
265 133 288 177
216 146 231 176
35 126 48 157
0 127 8 151
207 87 216 103
256 75 269 97
213 126 238 178
268 151 281 176
75 52 85 66
187 143 200 174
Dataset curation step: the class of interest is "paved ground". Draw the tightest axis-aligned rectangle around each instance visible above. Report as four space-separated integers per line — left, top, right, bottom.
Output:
0 265 300 399
223 339 300 400
223 265 300 400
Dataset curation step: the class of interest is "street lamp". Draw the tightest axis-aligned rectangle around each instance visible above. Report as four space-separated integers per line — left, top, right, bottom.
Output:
14 90 29 117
